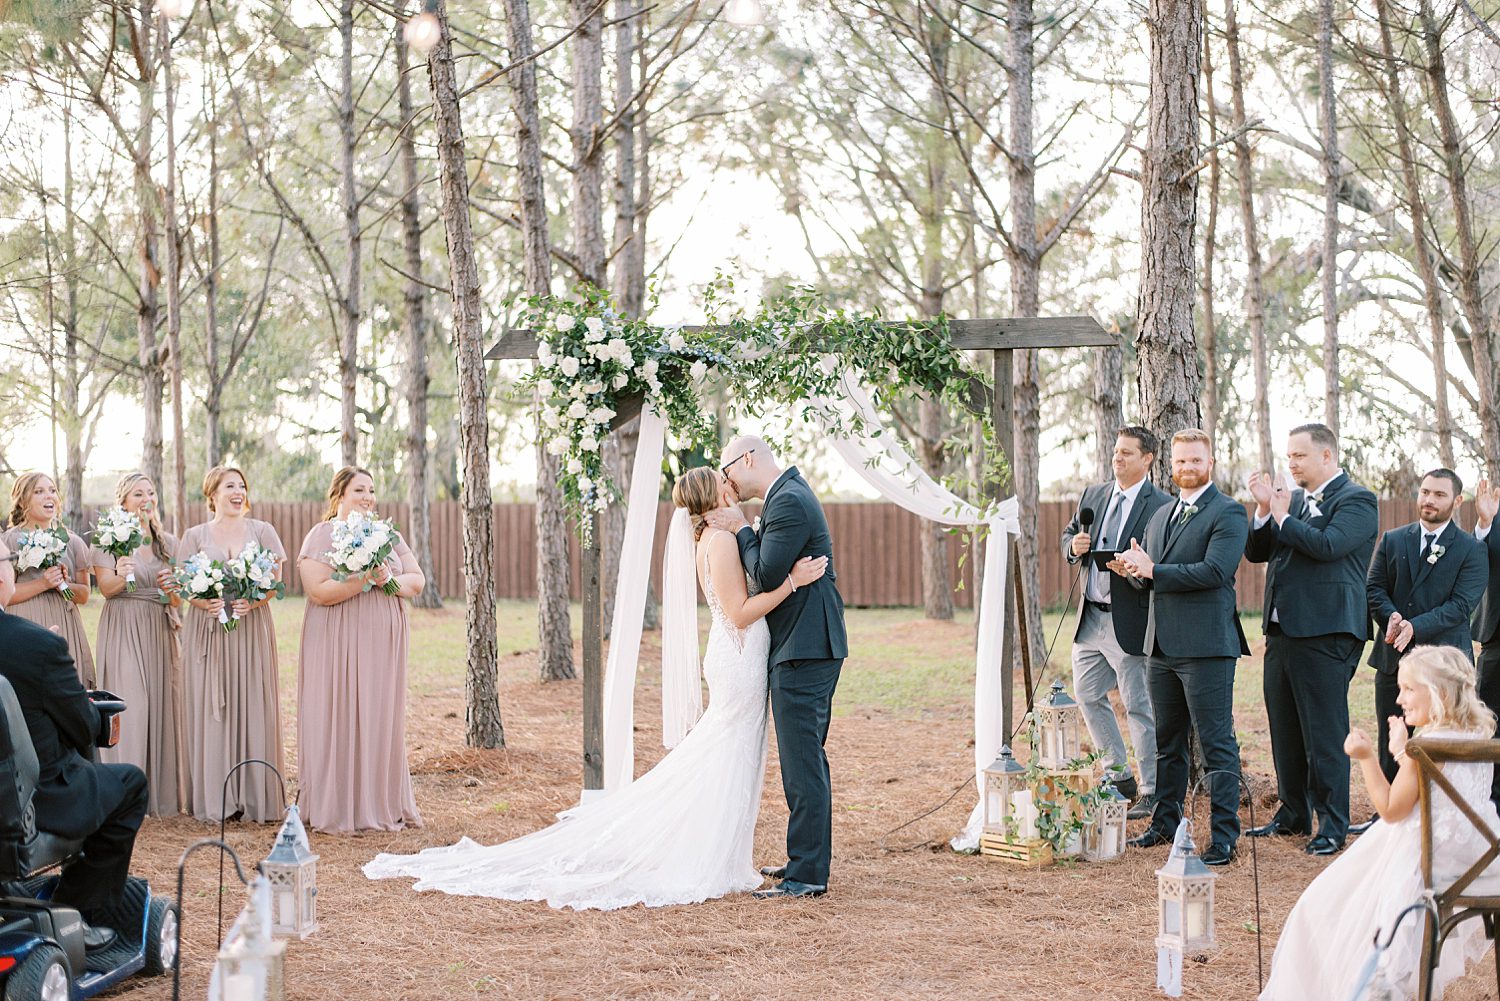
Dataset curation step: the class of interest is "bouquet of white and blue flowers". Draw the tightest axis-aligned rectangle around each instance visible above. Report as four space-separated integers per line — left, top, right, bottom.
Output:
91 507 148 591
325 512 401 595
225 540 285 612
172 551 231 630
14 526 75 600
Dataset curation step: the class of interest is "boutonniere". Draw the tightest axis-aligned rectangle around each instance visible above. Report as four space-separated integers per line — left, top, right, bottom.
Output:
752 516 762 533
1428 543 1446 565
1179 504 1199 525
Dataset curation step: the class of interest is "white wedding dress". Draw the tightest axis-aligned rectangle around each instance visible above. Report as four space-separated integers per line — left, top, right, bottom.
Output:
1260 728 1498 1000
364 537 770 911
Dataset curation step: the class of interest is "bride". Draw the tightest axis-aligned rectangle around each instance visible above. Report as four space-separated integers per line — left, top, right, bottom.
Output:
364 466 828 910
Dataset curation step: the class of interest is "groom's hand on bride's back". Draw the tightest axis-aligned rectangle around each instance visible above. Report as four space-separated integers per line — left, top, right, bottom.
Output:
705 507 750 533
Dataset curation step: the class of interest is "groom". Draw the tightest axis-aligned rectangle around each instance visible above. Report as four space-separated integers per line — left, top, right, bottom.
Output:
706 436 847 899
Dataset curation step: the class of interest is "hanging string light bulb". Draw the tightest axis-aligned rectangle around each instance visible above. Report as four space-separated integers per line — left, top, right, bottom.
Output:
724 0 766 27
404 0 442 55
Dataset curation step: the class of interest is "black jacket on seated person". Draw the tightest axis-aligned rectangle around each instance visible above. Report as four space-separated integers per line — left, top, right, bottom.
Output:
0 612 147 912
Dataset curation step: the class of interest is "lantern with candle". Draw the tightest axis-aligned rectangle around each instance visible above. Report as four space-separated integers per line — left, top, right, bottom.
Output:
1154 820 1217 997
1035 680 1083 768
213 877 286 1001
977 745 1053 866
261 805 318 939
1082 782 1129 862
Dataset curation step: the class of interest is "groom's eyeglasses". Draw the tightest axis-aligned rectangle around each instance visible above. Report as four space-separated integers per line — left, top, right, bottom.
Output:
721 449 755 476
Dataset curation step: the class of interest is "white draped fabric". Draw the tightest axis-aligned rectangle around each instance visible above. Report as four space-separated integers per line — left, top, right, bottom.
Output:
597 376 1019 849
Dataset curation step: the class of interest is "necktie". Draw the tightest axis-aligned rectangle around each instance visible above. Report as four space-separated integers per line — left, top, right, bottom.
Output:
1421 532 1435 563
1094 492 1127 602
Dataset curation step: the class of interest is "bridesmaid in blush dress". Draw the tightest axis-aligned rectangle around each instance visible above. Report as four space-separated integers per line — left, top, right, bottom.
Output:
90 472 186 815
173 465 287 823
297 466 425 833
2 472 94 685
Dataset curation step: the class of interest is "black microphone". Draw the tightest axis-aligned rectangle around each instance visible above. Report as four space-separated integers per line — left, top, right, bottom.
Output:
1080 507 1096 529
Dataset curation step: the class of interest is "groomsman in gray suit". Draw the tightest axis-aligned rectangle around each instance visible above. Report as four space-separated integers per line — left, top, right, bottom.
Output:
1060 426 1172 819
1243 423 1378 856
1471 478 1500 808
1116 428 1250 867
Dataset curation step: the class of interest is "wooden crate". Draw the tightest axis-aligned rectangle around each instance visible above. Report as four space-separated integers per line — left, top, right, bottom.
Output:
978 833 1054 867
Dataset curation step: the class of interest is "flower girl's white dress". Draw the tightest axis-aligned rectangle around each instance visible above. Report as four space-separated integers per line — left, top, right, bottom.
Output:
1260 727 1498 1000
363 553 770 911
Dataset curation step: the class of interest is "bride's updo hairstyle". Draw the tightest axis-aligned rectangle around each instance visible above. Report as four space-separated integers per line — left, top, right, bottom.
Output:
671 467 721 541
1403 645 1498 736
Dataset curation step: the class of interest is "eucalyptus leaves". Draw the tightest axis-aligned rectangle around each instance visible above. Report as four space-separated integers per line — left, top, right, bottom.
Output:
513 277 1001 534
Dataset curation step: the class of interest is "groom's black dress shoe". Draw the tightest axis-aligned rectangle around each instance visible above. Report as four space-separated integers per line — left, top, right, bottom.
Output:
1127 828 1171 849
1201 843 1236 867
1246 819 1310 838
1349 815 1378 835
752 880 826 899
1305 835 1344 856
81 921 118 951
759 865 788 880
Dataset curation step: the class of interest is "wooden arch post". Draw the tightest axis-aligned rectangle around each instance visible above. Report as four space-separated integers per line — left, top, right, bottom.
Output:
488 316 1118 791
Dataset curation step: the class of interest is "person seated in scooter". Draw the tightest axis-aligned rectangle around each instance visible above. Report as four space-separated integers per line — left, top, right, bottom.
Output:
0 610 147 951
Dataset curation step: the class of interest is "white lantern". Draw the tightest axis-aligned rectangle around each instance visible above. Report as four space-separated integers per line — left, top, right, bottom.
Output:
1083 783 1129 862
261 805 318 939
213 877 286 1001
981 746 1029 837
1155 820 1217 997
1036 680 1083 769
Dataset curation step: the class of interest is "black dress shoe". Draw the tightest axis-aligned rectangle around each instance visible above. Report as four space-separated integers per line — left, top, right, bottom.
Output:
758 865 787 880
1126 794 1156 821
1201 843 1236 866
1349 815 1378 835
81 921 118 951
752 880 826 899
1305 835 1344 856
1111 774 1140 802
1128 828 1171 849
1246 818 1310 838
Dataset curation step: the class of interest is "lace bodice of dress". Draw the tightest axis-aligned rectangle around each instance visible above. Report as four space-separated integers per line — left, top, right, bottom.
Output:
700 529 762 651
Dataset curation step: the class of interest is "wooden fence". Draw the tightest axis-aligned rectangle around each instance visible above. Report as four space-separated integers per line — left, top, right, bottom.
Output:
130 496 1425 611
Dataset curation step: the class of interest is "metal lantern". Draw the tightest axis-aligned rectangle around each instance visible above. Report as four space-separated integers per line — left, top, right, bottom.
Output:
261 805 318 939
1083 783 1129 862
213 877 286 1001
981 746 1031 837
1154 820 1217 997
1036 680 1084 768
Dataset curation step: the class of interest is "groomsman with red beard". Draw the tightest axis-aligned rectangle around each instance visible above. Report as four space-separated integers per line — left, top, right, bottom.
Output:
1366 469 1488 784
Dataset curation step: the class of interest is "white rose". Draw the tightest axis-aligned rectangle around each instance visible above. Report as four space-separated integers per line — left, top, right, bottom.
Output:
579 435 600 453
559 355 580 377
190 572 212 593
641 359 658 378
554 314 576 332
668 332 687 351
542 406 561 429
577 474 593 492
584 316 606 341
646 376 661 394
613 373 629 389
546 437 570 456
537 342 554 364
588 406 614 424
587 342 609 360
567 399 588 420
690 359 708 381
346 549 372 570
617 351 634 369
567 458 583 474
583 380 605 395
607 337 628 356
537 378 555 397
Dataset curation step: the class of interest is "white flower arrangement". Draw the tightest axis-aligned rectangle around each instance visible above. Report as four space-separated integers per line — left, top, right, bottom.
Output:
172 551 231 628
224 540 286 622
1428 543 1446 565
14 526 75 600
325 512 402 595
91 507 148 590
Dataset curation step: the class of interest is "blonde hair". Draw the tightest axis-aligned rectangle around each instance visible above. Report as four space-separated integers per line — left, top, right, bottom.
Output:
324 466 374 521
1402 646 1498 736
8 472 54 529
115 472 170 564
202 466 251 515
1171 428 1212 450
671 467 720 541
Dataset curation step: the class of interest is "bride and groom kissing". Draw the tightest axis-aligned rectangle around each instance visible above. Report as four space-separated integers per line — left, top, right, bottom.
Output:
366 436 848 909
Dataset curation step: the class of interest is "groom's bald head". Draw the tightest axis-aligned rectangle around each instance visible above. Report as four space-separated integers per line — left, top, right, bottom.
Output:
720 435 782 500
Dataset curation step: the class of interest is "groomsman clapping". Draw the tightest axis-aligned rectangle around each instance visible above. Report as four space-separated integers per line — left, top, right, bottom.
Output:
1243 424 1377 856
1472 478 1500 808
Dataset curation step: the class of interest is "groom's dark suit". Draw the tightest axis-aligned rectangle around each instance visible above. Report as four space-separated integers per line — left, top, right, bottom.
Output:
1135 484 1250 850
737 467 847 887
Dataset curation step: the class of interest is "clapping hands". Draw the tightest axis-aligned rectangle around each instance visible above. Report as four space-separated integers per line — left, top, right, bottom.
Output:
1344 727 1374 760
1385 611 1415 652
1476 478 1500 530
1108 538 1154 580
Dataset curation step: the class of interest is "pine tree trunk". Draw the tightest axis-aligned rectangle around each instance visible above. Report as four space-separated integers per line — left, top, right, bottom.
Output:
1137 0 1204 482
427 0 504 748
61 104 84 530
1006 0 1044 661
205 77 222 470
339 0 361 469
396 3 442 609
1317 0 1340 434
135 0 163 491
918 33 953 621
161 18 187 535
1224 0 1271 473
1416 0 1500 474
1373 0 1454 466
1093 343 1124 483
571 0 606 286
506 0 575 680
1199 15 1221 446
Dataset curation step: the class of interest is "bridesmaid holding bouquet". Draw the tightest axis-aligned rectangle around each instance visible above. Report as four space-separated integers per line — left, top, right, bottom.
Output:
173 466 287 823
297 466 425 832
90 473 186 816
2 472 94 685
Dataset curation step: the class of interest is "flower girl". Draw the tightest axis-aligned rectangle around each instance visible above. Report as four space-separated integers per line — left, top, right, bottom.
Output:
1260 645 1498 999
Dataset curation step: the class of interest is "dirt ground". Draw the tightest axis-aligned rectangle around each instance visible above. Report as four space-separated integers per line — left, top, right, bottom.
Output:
107 613 1500 1001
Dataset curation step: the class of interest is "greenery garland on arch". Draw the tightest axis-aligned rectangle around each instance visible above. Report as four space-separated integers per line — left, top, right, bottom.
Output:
511 275 1006 534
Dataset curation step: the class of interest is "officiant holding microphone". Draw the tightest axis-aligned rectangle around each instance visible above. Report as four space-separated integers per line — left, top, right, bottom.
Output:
1060 426 1171 819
